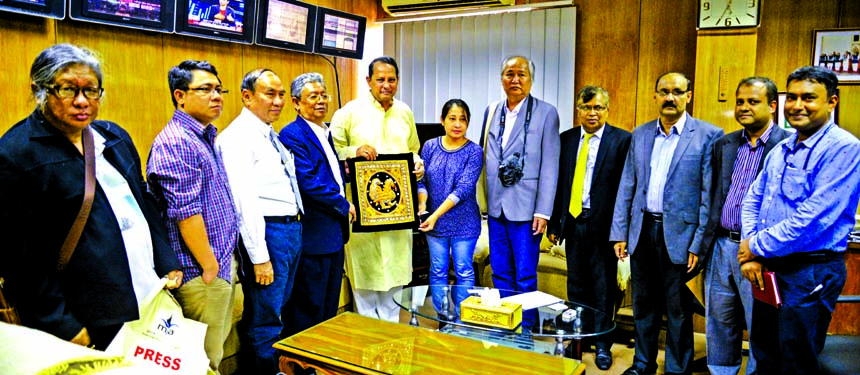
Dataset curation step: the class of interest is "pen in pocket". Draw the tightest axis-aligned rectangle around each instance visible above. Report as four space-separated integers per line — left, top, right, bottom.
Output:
808 284 824 296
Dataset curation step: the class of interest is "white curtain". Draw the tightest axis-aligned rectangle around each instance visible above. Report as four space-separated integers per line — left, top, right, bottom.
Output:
383 7 576 136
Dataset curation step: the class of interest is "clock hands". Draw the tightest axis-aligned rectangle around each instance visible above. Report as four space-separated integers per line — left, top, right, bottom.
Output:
715 0 734 26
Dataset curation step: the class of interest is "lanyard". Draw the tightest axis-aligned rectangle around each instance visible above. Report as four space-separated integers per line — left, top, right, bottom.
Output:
497 95 534 164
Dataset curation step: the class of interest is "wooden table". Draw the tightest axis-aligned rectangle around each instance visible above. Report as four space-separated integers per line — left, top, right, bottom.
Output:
274 312 585 375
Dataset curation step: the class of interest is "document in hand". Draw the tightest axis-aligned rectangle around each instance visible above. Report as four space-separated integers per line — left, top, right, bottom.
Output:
752 271 782 308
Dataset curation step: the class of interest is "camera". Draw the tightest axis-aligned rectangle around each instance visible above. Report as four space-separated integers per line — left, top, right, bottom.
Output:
498 152 524 187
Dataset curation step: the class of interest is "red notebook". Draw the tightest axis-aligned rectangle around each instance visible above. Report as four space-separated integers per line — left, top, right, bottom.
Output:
752 271 782 308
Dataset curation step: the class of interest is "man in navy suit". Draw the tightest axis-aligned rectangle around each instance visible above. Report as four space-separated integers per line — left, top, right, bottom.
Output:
701 77 789 375
483 56 560 330
547 85 631 370
611 72 723 375
279 72 355 339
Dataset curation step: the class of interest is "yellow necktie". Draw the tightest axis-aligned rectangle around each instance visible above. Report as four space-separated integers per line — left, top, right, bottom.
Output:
569 133 593 217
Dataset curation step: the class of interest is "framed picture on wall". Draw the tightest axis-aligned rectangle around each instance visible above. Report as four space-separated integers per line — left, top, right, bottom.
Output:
347 153 418 233
777 90 839 132
812 28 860 83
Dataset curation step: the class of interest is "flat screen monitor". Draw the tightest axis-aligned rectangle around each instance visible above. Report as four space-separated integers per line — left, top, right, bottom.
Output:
0 0 64 19
177 0 254 43
70 0 175 33
313 6 365 60
255 0 316 52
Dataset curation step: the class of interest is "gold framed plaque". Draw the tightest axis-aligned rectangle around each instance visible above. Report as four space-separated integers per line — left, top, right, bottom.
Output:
347 153 418 232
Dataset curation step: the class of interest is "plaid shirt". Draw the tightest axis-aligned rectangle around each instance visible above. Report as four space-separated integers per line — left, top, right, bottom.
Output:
147 110 238 284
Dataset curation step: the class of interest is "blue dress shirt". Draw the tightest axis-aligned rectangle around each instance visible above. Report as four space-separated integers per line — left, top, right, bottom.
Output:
646 114 686 213
741 122 860 257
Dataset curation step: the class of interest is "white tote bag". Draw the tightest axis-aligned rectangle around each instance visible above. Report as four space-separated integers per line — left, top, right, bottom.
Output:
106 279 212 375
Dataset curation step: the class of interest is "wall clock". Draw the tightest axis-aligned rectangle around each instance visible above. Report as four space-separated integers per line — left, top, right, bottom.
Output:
698 0 761 29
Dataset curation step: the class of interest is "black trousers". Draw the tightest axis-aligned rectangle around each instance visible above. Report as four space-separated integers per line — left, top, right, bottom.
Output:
563 212 617 350
630 215 693 374
281 249 345 337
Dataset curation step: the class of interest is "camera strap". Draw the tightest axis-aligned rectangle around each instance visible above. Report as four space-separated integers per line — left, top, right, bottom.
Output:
497 95 534 166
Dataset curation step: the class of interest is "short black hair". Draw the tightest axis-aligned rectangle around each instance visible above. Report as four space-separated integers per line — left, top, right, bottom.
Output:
787 66 838 97
737 76 778 104
576 85 610 107
367 56 399 78
655 71 693 93
168 60 220 108
241 68 274 93
440 98 471 124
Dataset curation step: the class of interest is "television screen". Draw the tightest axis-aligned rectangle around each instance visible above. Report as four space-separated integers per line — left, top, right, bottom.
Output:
0 0 64 18
70 0 174 32
178 0 255 43
313 6 365 60
255 0 316 52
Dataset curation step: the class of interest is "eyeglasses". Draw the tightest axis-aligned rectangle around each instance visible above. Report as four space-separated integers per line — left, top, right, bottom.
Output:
46 84 104 100
577 104 607 113
656 89 689 98
188 86 228 96
304 93 330 102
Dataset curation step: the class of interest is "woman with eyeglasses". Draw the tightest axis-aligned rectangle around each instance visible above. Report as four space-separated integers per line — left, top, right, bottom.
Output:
0 44 182 349
416 99 484 320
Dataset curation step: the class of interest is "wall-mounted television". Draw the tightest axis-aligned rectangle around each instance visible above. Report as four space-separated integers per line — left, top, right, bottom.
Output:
0 0 64 19
70 0 175 33
255 0 316 52
176 0 254 43
313 6 365 60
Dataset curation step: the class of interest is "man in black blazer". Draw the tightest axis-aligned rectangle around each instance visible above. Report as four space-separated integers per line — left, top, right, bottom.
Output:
701 77 789 375
548 85 631 370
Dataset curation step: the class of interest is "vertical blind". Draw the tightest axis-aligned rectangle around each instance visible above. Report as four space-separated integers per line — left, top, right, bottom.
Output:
383 7 576 137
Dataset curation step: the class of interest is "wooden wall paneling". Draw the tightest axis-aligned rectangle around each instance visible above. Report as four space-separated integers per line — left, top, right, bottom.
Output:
831 247 860 335
633 0 699 127
692 30 758 133
0 14 57 133
55 21 167 165
838 0 860 28
573 0 640 131
755 0 840 90
836 86 860 136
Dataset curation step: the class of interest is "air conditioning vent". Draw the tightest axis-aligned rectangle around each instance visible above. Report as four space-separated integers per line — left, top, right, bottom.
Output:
382 0 515 17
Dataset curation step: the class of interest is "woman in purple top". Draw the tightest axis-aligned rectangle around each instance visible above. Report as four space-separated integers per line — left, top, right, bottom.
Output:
417 99 483 319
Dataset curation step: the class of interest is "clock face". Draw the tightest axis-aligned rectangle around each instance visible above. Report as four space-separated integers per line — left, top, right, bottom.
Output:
698 0 761 29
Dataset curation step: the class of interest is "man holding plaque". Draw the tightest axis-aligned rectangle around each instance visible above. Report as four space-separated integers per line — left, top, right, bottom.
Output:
739 66 860 374
330 56 424 322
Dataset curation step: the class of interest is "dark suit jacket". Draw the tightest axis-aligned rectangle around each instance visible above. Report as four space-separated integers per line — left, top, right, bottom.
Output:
483 95 561 221
0 111 179 340
700 125 790 262
610 114 723 265
279 116 350 254
548 124 631 245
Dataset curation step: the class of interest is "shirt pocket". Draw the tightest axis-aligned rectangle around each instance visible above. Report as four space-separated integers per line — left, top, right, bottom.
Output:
781 166 811 202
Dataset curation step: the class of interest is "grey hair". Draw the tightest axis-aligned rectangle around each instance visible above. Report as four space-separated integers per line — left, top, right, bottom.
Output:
240 68 275 92
290 72 326 98
30 44 103 108
576 85 610 108
500 55 535 78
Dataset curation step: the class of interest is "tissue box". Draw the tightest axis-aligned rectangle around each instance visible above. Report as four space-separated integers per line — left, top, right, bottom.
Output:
460 296 522 330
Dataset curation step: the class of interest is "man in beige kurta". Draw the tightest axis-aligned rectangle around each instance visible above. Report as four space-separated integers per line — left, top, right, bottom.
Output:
330 56 423 322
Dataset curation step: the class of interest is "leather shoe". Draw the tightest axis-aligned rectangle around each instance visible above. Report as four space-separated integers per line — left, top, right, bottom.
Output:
594 349 613 370
621 366 655 375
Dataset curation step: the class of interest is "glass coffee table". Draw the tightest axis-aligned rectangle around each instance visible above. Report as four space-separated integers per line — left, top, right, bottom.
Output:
393 285 614 359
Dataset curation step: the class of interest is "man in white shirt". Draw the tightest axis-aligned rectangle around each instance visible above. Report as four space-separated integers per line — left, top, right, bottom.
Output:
279 72 355 339
215 68 304 374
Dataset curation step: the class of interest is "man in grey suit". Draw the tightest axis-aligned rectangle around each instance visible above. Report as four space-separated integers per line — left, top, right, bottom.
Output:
611 72 723 375
702 77 789 375
483 55 560 330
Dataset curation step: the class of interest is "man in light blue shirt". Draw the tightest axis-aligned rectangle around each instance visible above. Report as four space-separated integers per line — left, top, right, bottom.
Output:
739 66 860 374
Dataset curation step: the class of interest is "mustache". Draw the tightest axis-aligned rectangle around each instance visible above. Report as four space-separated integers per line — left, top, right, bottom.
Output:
662 102 677 109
